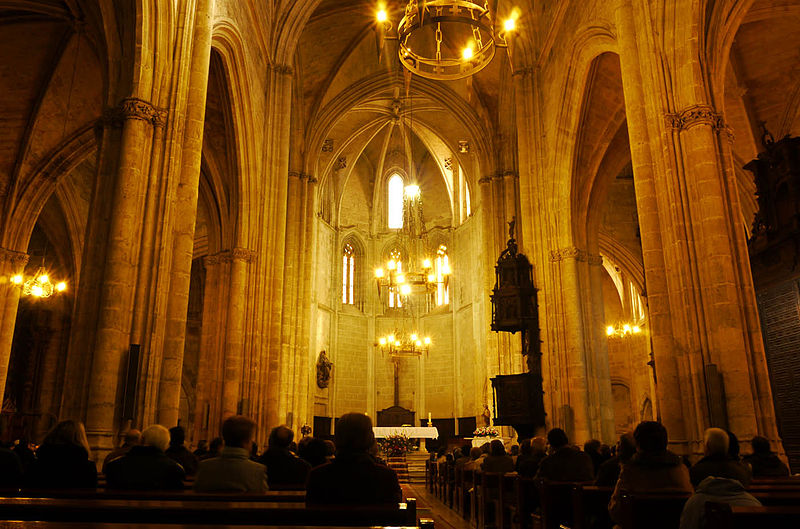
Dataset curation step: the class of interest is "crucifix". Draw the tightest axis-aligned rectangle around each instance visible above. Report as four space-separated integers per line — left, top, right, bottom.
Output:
392 356 402 406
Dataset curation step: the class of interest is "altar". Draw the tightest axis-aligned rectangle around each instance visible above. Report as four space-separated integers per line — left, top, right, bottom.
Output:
373 426 439 439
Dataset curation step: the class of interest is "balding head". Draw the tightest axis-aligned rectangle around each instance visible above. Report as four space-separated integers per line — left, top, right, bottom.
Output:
334 413 374 455
268 426 294 449
123 429 141 447
704 428 729 457
142 425 170 452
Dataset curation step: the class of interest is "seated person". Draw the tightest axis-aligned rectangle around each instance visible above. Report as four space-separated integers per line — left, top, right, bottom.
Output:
595 433 636 487
679 476 760 529
743 436 790 478
257 425 311 489
165 426 199 476
0 444 23 489
515 437 546 478
298 436 328 468
194 416 267 493
306 413 402 504
534 428 594 482
481 439 514 473
26 420 97 490
105 425 185 490
102 429 141 474
584 439 609 476
609 421 692 523
689 428 751 487
463 446 484 471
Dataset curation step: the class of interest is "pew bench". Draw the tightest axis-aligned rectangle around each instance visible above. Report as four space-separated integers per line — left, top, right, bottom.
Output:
0 490 306 502
617 492 691 529
0 523 425 529
706 503 800 529
0 497 418 527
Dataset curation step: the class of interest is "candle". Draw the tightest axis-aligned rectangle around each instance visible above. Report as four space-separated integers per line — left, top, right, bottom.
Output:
428 412 432 424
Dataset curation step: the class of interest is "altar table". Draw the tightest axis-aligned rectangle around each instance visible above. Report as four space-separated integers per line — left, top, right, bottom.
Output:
373 426 439 439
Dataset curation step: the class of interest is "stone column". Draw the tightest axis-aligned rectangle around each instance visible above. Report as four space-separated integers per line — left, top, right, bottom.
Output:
85 98 160 451
157 0 214 427
222 249 254 418
0 248 29 399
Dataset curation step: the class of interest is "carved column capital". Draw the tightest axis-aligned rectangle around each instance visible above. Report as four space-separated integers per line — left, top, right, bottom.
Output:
0 248 29 271
269 63 294 76
478 176 493 185
549 246 589 262
231 248 256 263
102 98 168 128
665 104 732 137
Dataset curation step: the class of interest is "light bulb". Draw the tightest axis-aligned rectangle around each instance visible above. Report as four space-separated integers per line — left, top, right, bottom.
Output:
422 259 432 269
31 285 43 297
375 268 384 278
396 275 405 284
38 274 49 284
504 18 516 32
387 260 396 270
442 264 451 275
377 9 388 22
427 274 436 283
632 326 641 334
623 324 632 333
400 284 411 296
462 47 474 60
395 341 401 347
55 282 67 292
424 337 431 345
606 326 615 336
410 333 418 342
388 334 395 343
379 337 387 346
404 184 420 199
416 341 422 347
10 275 22 285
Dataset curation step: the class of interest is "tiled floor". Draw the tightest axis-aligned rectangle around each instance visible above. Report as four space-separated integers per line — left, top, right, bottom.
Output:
402 483 473 529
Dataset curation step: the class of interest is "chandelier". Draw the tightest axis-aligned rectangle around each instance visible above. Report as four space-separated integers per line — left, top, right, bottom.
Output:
377 330 431 357
605 322 643 339
10 266 67 299
377 1 517 81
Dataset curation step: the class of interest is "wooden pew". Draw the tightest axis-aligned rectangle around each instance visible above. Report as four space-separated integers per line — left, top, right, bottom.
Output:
617 492 691 529
0 523 422 529
0 489 306 502
531 481 592 529
571 485 613 529
476 473 505 529
508 477 537 529
0 497 418 526
706 503 800 529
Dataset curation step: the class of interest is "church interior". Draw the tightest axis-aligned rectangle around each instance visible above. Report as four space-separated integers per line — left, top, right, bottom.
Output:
2 0 800 510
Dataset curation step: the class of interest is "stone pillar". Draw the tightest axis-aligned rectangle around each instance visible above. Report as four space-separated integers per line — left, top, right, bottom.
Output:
222 249 254 418
0 248 28 399
85 98 160 451
157 0 214 427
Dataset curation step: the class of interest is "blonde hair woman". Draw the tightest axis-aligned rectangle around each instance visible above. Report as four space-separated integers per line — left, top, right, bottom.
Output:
26 420 97 490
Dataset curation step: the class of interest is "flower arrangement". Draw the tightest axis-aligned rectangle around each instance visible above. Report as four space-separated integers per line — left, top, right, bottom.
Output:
300 424 312 437
473 426 500 438
377 433 414 457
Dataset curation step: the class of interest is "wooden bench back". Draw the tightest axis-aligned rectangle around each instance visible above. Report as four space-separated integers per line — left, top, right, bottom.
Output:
618 492 690 529
706 503 800 529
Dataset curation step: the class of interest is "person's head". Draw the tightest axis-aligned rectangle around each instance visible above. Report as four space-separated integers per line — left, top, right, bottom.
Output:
334 413 374 455
323 440 336 457
600 444 611 458
437 447 446 458
520 438 532 456
547 428 569 450
481 442 491 454
469 447 482 460
751 436 772 455
299 436 328 466
268 425 294 450
168 426 185 447
453 447 463 459
222 415 256 449
726 430 740 459
532 436 547 455
703 428 729 458
490 439 506 457
633 421 668 453
584 439 602 455
123 429 142 447
196 439 208 451
43 420 91 456
510 444 520 456
142 425 171 452
617 433 636 462
209 437 224 454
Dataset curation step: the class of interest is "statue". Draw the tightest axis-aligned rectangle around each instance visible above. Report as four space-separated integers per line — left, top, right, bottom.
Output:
316 350 333 389
482 404 492 426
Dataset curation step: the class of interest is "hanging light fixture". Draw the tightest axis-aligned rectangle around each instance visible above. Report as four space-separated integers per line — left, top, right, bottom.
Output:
605 322 643 339
11 265 67 299
376 330 431 357
377 1 518 81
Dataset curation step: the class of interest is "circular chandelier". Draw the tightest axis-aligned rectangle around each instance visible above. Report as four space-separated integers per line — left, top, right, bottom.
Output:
605 322 643 339
377 330 432 357
378 1 516 81
10 266 67 299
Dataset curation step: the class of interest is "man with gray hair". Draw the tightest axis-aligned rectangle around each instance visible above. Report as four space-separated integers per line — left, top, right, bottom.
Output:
689 428 751 487
105 425 185 490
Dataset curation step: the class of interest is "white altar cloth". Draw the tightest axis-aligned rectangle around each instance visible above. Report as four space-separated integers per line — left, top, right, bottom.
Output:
373 426 439 439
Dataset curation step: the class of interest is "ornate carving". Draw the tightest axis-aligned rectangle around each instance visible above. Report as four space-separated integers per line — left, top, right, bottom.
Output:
0 248 29 270
587 253 604 266
666 104 728 133
204 248 256 266
231 248 256 263
322 139 334 153
336 156 347 170
444 157 453 171
269 63 294 76
478 176 493 185
316 350 333 389
102 98 166 128
458 140 470 154
549 247 602 264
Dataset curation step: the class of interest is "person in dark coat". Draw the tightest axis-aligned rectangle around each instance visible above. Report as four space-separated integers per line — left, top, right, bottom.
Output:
257 425 311 490
482 439 515 473
165 426 198 476
102 429 141 474
515 437 546 478
595 433 636 487
689 428 751 487
743 436 790 478
202 437 224 460
0 445 24 489
534 428 594 482
298 436 328 468
105 425 185 490
12 438 36 473
25 420 97 490
584 439 608 476
306 413 402 505
609 421 692 523
193 440 209 459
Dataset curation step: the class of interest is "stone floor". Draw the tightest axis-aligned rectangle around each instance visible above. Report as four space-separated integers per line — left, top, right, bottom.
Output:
402 483 472 529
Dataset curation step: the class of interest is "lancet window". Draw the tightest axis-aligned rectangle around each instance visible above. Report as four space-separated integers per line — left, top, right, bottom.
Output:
388 174 404 229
